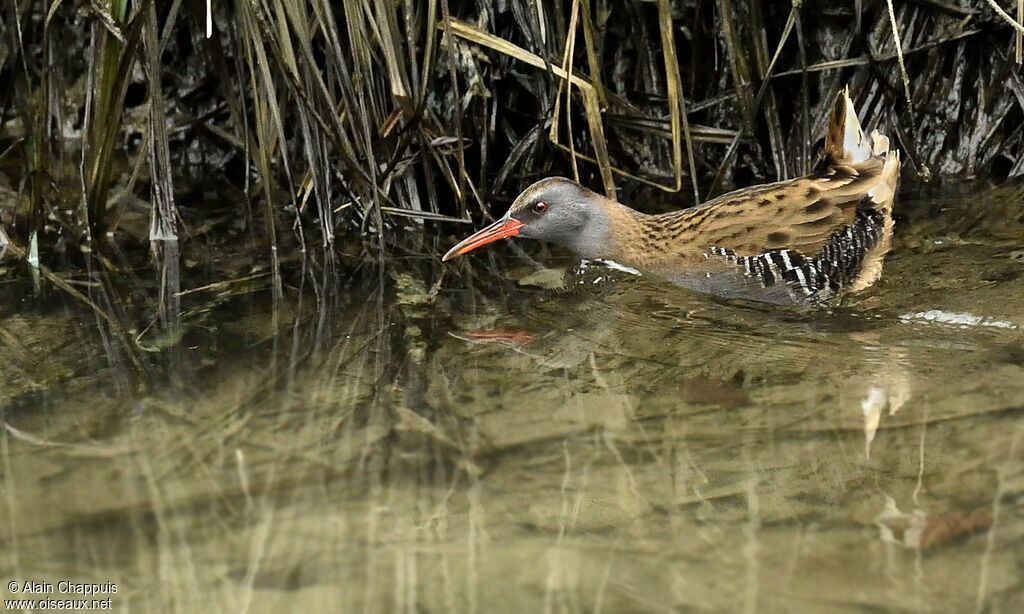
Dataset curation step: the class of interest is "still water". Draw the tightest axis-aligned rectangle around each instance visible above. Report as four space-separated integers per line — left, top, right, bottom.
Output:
1 183 1023 612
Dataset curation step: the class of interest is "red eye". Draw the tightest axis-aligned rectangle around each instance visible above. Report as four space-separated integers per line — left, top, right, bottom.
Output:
533 201 547 213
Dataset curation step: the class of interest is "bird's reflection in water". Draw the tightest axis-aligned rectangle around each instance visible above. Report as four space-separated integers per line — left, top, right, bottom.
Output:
446 261 915 462
436 247 1021 608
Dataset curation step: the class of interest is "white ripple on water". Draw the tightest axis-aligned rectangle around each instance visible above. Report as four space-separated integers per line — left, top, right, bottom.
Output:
898 309 1018 330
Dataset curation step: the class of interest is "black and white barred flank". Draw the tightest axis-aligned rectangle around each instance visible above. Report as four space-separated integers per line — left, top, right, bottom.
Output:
707 205 887 303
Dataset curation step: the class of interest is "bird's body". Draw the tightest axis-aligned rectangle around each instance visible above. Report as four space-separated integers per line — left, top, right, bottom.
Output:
444 88 901 305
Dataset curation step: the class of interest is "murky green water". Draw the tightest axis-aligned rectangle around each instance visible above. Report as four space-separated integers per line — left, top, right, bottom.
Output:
2 183 1023 612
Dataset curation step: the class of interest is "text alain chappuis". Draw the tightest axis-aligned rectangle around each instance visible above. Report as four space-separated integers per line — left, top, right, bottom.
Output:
5 580 117 610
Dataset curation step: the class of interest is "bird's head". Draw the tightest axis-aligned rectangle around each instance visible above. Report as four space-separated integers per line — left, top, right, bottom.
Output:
442 177 613 261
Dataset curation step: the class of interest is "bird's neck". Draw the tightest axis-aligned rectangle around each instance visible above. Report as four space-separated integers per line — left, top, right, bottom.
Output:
595 201 696 269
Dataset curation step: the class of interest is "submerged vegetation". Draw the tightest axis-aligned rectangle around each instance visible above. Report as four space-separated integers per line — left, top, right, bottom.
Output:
0 1 1023 276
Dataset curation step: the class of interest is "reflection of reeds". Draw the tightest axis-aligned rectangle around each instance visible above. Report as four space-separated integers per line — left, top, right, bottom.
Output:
2 0 1024 271
3 194 1024 610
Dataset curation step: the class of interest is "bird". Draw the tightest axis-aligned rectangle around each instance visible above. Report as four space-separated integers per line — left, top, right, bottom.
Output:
443 88 901 305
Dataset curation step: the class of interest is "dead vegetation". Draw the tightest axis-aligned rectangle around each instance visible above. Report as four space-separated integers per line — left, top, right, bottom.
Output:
0 0 1022 271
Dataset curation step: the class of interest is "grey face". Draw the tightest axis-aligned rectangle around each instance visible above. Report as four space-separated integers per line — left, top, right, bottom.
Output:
504 177 611 258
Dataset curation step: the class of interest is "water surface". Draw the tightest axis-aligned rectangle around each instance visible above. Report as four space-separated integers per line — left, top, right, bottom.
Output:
2 183 1023 612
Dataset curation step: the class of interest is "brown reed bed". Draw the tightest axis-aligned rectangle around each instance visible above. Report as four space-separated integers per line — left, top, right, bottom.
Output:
0 0 1022 277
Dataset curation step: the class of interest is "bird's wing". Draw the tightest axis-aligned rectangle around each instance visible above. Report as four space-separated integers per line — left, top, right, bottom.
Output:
674 157 893 259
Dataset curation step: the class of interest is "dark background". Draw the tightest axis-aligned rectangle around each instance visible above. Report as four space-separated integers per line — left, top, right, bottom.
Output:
1 0 1022 266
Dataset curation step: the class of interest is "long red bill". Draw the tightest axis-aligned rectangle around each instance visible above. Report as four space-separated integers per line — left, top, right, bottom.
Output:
442 218 525 261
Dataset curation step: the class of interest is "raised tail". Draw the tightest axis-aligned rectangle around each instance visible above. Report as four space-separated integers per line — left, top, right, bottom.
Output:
824 87 900 213
822 87 901 294
824 86 894 165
